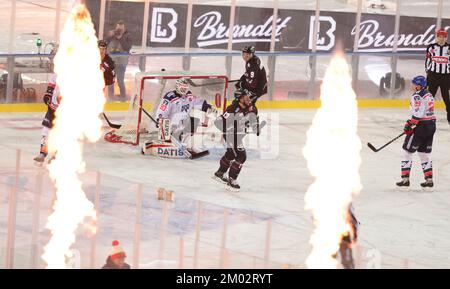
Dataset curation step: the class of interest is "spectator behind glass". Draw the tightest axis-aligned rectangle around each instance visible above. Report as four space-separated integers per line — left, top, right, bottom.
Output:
106 20 132 100
102 240 131 269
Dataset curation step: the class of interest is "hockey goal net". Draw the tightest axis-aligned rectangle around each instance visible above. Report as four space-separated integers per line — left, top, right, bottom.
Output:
104 72 229 146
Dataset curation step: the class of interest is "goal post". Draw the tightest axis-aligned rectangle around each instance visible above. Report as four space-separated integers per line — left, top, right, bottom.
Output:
104 71 229 146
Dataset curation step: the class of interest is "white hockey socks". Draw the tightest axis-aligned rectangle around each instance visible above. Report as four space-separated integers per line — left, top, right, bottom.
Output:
418 152 433 180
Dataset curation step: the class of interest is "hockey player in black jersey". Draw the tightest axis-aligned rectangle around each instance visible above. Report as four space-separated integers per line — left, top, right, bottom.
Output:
213 89 259 191
235 46 268 104
396 76 436 191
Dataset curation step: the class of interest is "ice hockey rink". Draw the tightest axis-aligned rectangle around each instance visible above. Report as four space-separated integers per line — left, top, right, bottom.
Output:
2 0 450 270
1 107 450 269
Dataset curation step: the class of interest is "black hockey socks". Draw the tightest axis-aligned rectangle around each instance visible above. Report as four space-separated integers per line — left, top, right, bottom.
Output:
229 161 243 180
218 156 232 174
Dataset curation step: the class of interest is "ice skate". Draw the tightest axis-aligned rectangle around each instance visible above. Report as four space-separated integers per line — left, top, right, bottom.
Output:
396 177 410 191
212 171 228 184
420 178 433 192
33 153 46 167
227 178 240 192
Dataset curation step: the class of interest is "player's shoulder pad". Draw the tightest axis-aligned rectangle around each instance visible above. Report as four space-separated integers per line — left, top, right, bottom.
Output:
251 55 264 70
226 100 240 112
248 105 257 114
412 92 422 101
163 91 179 101
418 89 432 98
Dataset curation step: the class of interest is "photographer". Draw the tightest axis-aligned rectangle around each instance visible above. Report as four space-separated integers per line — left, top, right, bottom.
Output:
106 20 132 99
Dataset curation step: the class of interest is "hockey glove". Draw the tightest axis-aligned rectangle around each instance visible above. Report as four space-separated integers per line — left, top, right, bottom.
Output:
43 93 51 106
235 80 243 90
207 106 219 116
403 119 416 135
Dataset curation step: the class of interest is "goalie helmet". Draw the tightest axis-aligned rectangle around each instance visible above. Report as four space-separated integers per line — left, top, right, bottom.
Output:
175 78 189 96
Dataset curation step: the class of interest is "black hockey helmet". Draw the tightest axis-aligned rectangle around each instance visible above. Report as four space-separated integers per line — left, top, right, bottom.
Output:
98 40 107 48
242 46 255 54
234 89 246 100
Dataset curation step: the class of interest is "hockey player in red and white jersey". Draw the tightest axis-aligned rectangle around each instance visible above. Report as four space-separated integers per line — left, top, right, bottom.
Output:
142 78 217 158
396 75 436 190
33 73 61 165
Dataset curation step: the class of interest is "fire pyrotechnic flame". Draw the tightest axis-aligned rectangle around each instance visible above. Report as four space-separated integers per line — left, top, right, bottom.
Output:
303 52 362 268
42 4 105 268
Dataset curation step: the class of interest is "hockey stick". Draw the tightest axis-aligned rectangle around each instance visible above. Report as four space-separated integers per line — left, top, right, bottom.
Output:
367 132 405 153
102 112 121 129
186 78 239 88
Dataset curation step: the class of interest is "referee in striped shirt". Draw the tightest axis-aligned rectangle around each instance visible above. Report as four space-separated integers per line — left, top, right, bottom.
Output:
425 28 450 124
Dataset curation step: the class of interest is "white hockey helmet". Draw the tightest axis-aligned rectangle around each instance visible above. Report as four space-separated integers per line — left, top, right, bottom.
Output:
175 78 189 96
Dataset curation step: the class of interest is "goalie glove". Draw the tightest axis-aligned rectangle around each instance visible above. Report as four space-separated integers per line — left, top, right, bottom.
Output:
207 106 219 116
245 112 260 136
235 80 243 90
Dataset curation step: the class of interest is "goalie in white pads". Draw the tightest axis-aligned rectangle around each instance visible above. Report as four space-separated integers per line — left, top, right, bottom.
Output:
142 78 217 158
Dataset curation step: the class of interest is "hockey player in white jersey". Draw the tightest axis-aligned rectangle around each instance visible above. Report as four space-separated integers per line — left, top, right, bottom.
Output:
396 75 436 190
142 78 217 158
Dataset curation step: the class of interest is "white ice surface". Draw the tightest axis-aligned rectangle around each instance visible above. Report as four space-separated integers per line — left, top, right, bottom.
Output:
0 108 450 268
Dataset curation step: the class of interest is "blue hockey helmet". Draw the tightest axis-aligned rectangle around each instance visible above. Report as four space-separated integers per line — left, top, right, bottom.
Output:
412 75 427 87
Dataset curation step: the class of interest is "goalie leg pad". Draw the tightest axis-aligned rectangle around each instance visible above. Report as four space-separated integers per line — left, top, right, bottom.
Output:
143 141 186 159
158 118 171 142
